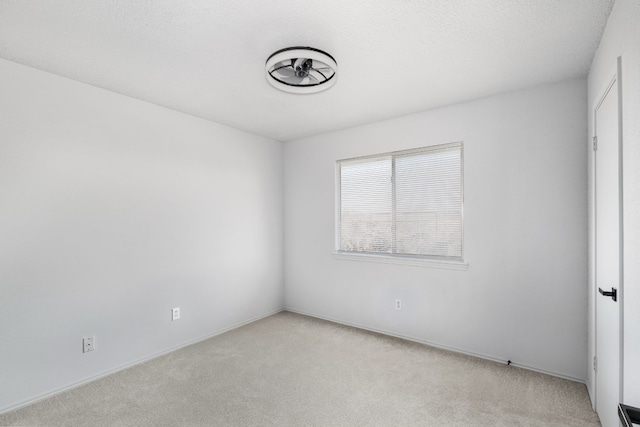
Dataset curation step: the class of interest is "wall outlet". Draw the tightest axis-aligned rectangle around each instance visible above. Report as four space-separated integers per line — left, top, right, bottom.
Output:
83 336 95 353
395 299 402 310
172 307 180 321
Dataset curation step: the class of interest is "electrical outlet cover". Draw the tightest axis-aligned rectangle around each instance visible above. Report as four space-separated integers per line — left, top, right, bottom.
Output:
172 307 180 321
83 336 94 353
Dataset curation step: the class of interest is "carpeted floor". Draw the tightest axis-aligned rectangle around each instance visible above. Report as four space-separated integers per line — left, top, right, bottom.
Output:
0 311 600 426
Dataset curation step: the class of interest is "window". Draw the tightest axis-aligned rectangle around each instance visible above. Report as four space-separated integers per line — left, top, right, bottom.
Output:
336 142 463 261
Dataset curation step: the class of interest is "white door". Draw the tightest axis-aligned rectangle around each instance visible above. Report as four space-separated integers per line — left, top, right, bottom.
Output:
594 63 622 427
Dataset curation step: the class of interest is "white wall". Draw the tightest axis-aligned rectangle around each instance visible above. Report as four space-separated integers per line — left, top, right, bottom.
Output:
587 0 640 407
0 59 283 413
284 79 588 381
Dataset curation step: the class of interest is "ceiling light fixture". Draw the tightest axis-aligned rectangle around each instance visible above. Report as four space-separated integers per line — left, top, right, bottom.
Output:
265 47 337 94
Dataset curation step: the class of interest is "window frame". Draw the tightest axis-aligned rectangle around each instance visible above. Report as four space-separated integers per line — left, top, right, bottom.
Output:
334 142 467 269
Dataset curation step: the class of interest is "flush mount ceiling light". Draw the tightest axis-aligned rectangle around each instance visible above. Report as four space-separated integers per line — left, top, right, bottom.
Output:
265 47 337 94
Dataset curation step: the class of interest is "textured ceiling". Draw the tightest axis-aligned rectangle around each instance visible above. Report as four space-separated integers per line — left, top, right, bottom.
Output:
0 0 614 142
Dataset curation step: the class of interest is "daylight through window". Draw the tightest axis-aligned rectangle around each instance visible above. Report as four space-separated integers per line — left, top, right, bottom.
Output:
337 142 463 259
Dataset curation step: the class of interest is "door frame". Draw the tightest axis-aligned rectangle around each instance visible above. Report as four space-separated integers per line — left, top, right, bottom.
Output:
592 55 624 412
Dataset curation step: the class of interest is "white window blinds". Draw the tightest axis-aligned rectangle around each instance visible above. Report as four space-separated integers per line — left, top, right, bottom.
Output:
337 143 463 259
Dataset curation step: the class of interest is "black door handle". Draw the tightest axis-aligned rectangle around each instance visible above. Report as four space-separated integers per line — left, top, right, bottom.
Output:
599 287 617 302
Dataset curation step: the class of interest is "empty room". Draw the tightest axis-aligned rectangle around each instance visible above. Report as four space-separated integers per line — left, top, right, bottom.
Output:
1 0 639 426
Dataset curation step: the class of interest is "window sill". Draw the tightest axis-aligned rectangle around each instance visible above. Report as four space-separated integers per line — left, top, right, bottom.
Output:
332 252 468 270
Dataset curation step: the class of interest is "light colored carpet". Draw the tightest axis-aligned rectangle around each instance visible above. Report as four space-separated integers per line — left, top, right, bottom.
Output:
0 311 600 426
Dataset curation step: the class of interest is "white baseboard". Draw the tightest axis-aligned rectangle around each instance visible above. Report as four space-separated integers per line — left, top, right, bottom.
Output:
285 307 587 385
586 380 596 410
0 308 285 416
